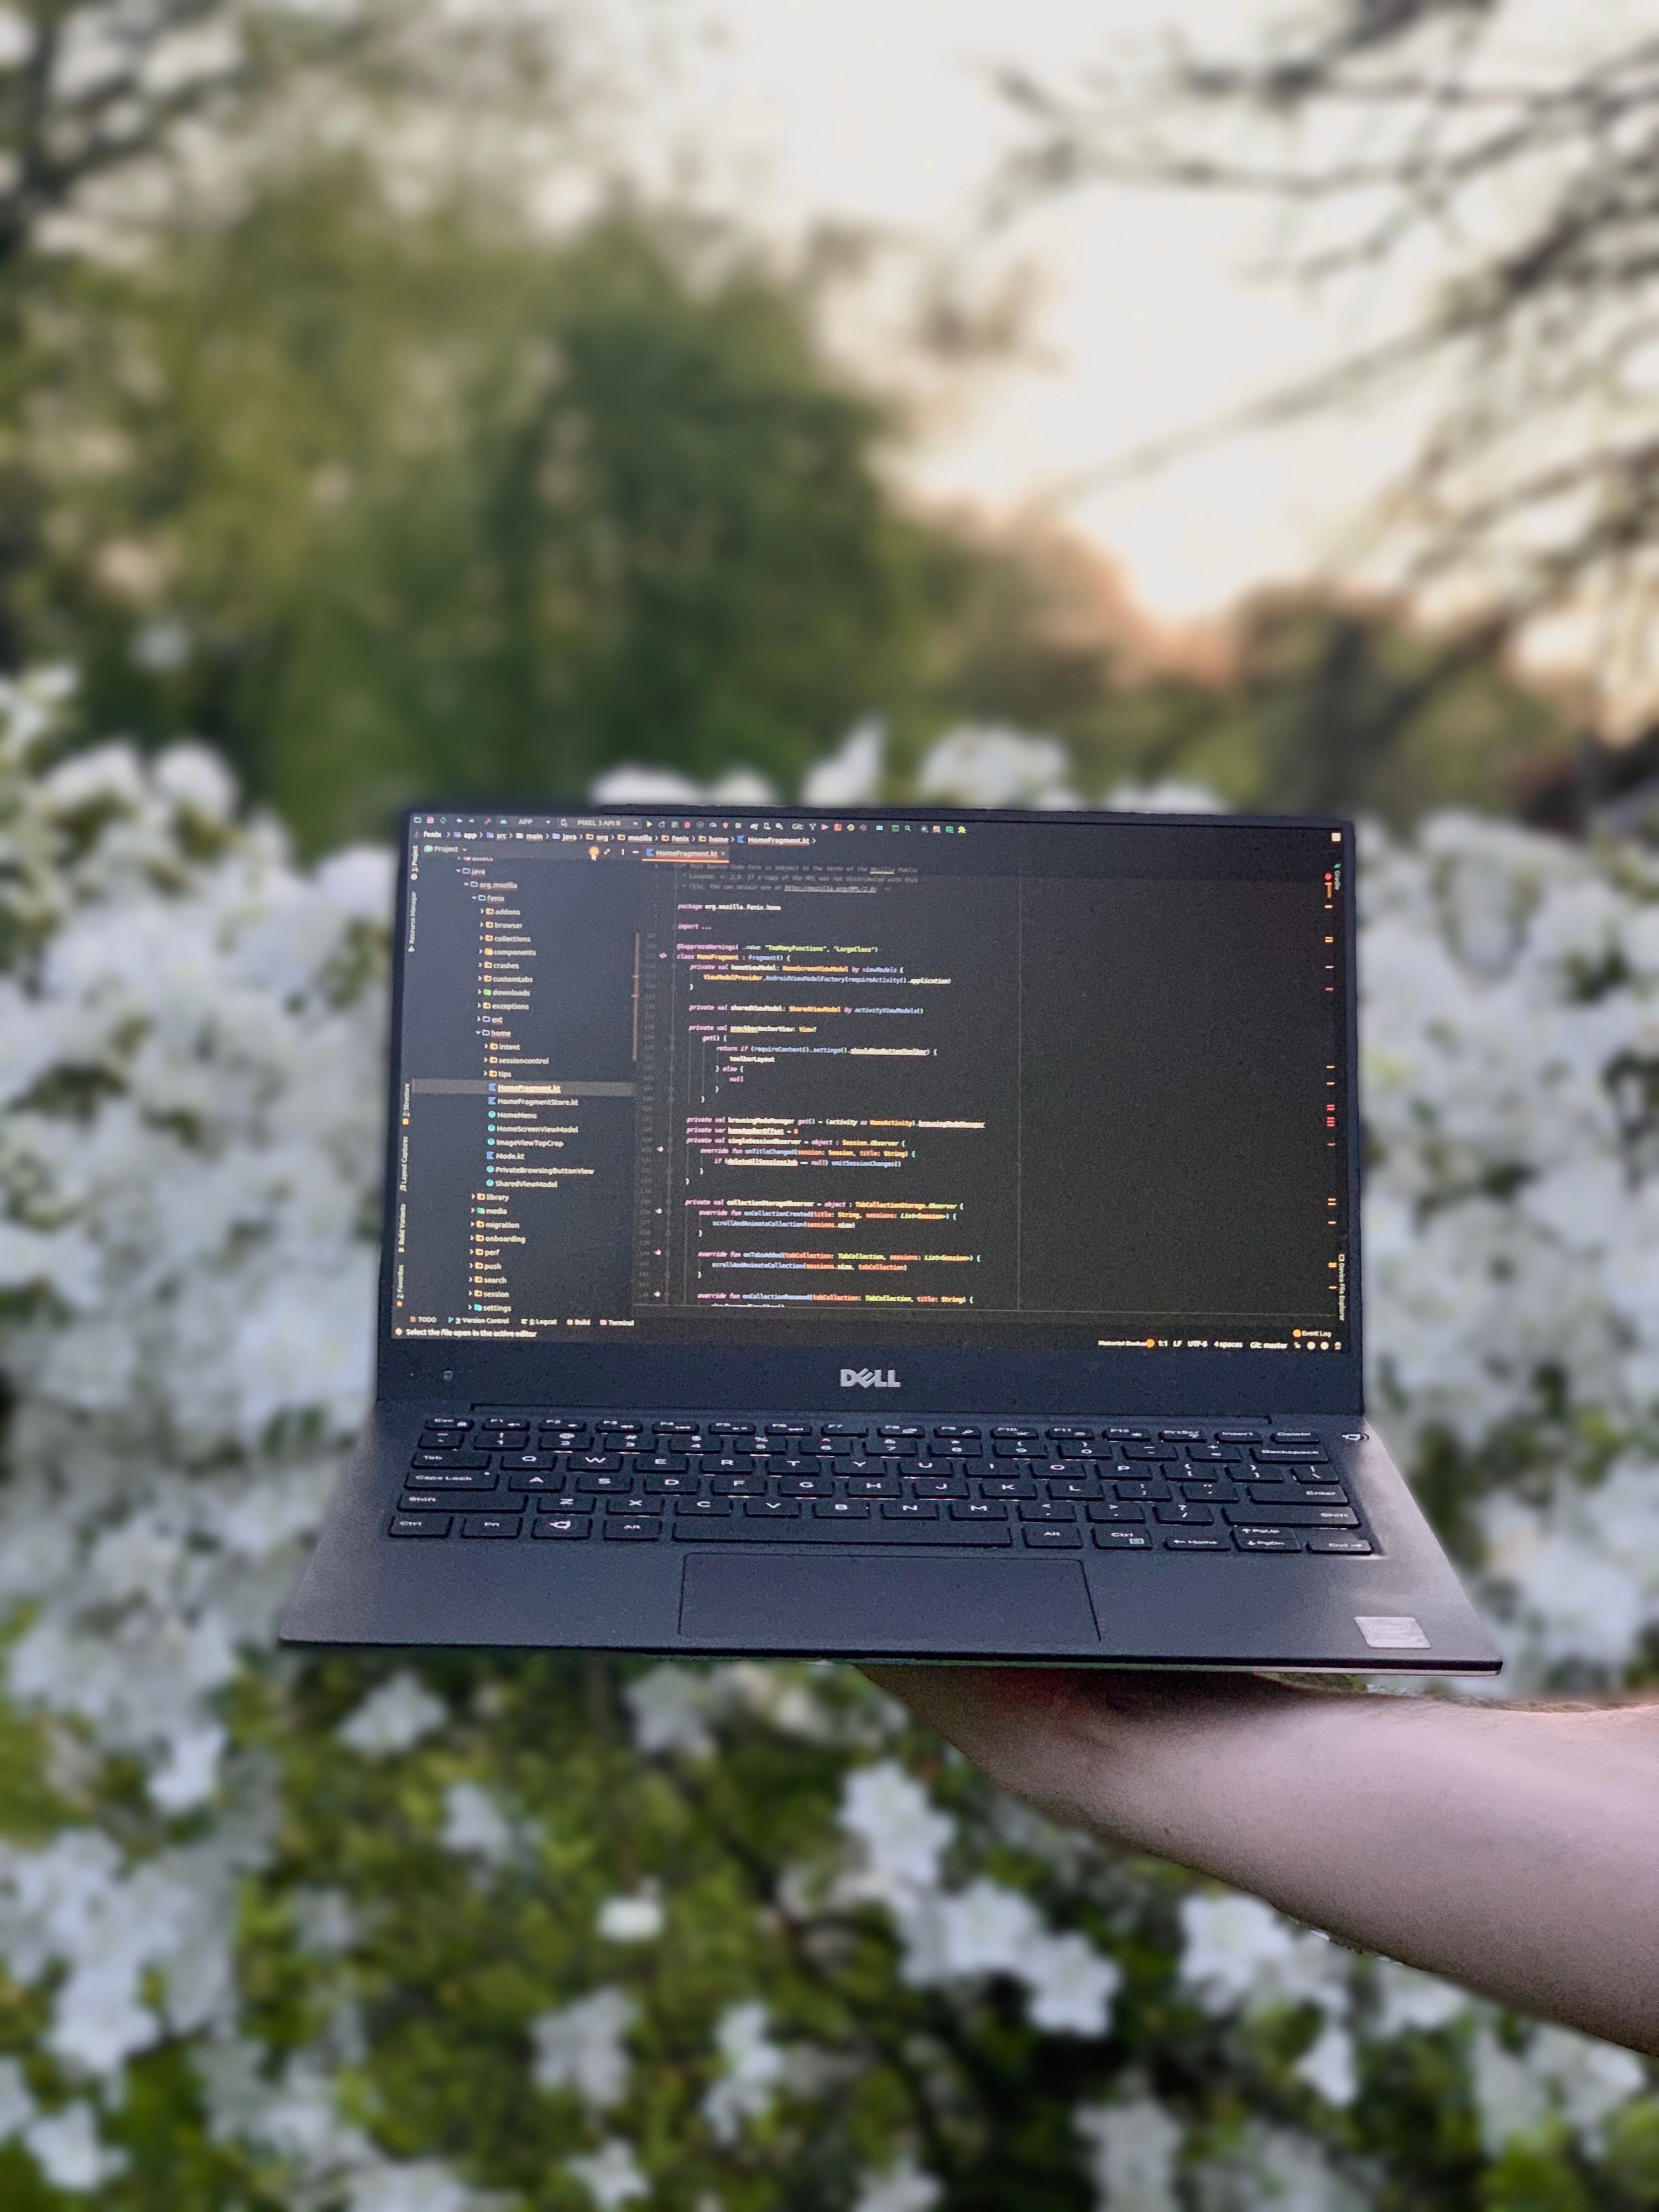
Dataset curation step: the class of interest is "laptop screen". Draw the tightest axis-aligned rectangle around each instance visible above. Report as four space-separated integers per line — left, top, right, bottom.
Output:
390 808 1350 1365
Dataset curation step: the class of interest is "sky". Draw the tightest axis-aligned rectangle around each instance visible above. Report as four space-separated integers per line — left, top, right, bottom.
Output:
597 0 1439 635
593 0 1638 690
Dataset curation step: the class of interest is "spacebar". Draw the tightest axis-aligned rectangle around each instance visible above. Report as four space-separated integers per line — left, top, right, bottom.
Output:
671 1518 1011 1547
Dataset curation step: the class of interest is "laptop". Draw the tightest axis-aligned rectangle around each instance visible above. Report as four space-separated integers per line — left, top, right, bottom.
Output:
281 802 1499 1673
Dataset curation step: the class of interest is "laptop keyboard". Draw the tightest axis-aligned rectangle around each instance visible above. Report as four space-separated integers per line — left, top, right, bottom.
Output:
388 1416 1375 1557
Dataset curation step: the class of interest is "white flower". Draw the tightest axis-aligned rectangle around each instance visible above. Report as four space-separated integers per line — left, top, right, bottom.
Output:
1189 2122 1370 2212
565 2137 649 2210
851 2153 943 2212
148 1723 226 1813
23 2102 127 2192
1370 1960 1470 2039
439 1782 516 1870
531 1989 635 2110
1177 1893 1297 2013
347 2161 477 2212
1293 2021 1358 2107
933 1879 1041 1976
703 2001 786 2142
917 723 1074 808
596 1892 664 1944
1469 2028 1552 2154
338 1674 447 1759
623 1665 722 1760
1076 2096 1183 2212
1018 1932 1122 2037
839 1762 953 1892
1525 2025 1646 2149
801 717 884 804
0 2057 36 2139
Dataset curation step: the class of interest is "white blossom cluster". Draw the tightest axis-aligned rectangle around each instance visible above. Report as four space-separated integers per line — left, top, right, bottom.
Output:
0 687 1654 2205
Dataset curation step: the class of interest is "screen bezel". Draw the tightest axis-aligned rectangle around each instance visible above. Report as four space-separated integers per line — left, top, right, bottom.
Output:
376 802 1363 1416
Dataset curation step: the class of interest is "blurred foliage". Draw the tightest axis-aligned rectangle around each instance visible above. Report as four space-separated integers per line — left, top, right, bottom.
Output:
0 1 1578 849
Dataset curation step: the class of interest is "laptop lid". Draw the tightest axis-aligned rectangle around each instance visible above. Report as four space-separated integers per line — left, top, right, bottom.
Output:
378 804 1361 1417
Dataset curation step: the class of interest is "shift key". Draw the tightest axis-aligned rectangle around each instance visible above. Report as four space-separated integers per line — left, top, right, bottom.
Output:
1224 1504 1360 1528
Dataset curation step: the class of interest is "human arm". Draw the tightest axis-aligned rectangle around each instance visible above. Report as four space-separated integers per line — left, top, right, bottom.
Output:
863 1667 1659 2054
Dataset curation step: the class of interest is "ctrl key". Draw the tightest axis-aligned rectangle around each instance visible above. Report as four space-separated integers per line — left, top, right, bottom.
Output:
388 1512 450 1538
533 1515 591 1541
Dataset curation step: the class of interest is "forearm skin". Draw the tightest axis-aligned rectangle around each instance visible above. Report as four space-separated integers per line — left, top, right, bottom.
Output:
865 1668 1659 2054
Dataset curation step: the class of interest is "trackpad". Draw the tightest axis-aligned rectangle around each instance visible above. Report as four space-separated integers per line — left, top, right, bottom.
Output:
679 1554 1099 1653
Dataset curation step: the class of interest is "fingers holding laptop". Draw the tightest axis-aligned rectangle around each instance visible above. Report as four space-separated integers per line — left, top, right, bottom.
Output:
865 1666 1659 2055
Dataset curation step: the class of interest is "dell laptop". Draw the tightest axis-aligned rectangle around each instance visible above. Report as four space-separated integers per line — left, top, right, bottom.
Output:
281 802 1499 1673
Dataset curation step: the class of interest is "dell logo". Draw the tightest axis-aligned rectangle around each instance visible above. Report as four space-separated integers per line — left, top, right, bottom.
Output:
841 1367 900 1389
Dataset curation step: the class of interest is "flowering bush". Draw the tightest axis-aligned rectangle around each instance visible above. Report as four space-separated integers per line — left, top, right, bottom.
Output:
0 684 1654 2209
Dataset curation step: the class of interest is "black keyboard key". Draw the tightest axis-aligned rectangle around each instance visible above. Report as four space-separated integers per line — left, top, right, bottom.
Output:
400 1490 500 1514
951 1499 1006 1520
767 1457 820 1478
1271 1430 1320 1443
779 1474 834 1496
975 1474 1035 1500
1164 1535 1227 1552
1123 1444 1175 1461
821 1422 870 1437
1247 1483 1305 1505
1094 1527 1152 1550
765 1423 811 1438
460 1515 521 1539
676 1496 732 1518
388 1512 450 1537
1183 1445 1239 1463
596 1418 643 1434
1254 1446 1328 1464
417 1432 463 1452
1294 1484 1349 1504
846 1476 900 1498
815 1499 871 1521
411 1451 491 1472
1023 1524 1082 1549
604 1517 661 1541
707 1421 755 1436
992 1425 1040 1438
747 1498 800 1519
634 1454 689 1475
1086 1501 1146 1524
711 1473 766 1495
991 1439 1036 1458
906 1477 967 1499
1160 1428 1206 1442
700 1455 755 1475
1019 1500 1077 1522
1100 1426 1149 1440
531 1515 589 1540
568 1453 624 1474
1180 1481 1237 1504
1224 1505 1359 1528
406 1467 499 1490
883 1500 938 1521
837 1457 893 1478
1155 1503 1215 1525
1044 1478 1102 1501
1307 1535 1373 1555
1215 1428 1260 1442
423 1416 471 1430
607 1494 662 1515
499 1450 557 1472
511 1484 588 1507
1235 1532 1300 1552
1113 1480 1170 1503
643 1473 698 1494
670 1516 1010 1547
878 1425 925 1438
576 1472 634 1494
